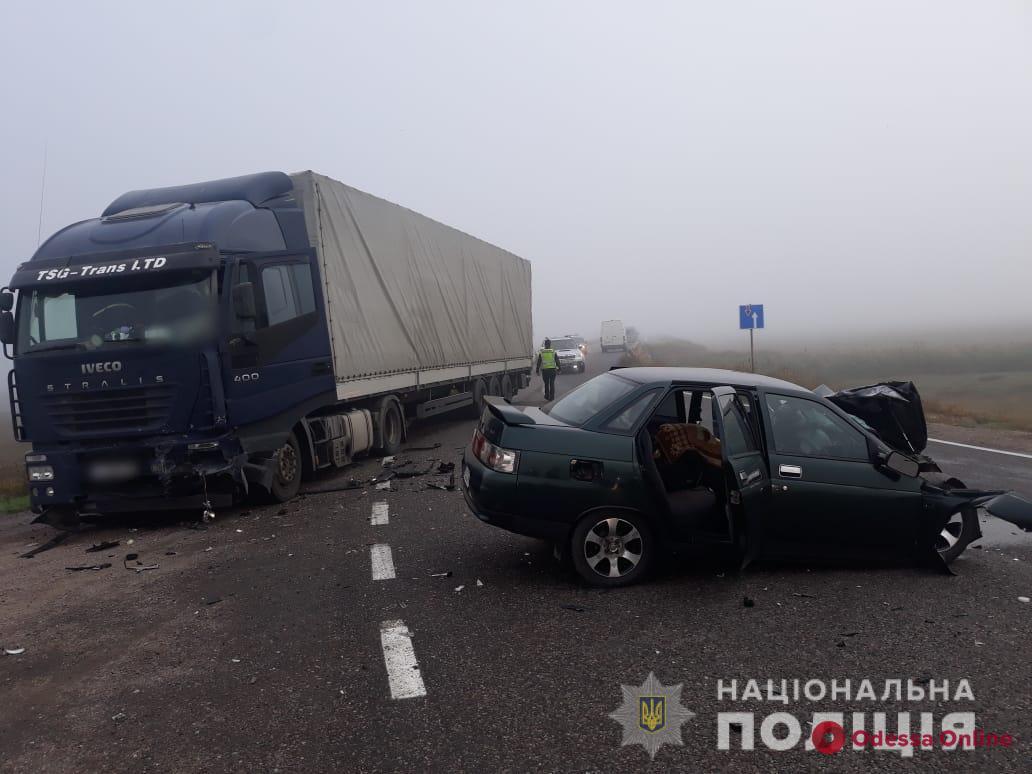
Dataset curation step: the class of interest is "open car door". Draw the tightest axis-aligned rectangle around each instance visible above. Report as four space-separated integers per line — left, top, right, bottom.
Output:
711 386 771 568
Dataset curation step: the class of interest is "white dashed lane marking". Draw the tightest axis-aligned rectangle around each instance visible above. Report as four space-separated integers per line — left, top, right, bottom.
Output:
370 501 389 526
370 544 396 581
380 620 427 699
927 438 1032 460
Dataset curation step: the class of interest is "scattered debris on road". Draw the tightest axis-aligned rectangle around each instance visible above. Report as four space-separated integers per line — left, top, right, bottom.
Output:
793 592 818 599
1019 596 1030 604
404 442 441 452
19 532 70 559
430 572 452 578
561 604 587 613
375 481 392 491
65 563 112 572
454 585 465 592
743 596 755 608
4 647 25 656
381 456 396 467
86 540 119 553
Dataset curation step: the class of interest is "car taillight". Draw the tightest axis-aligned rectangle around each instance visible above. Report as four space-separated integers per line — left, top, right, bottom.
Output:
471 428 519 474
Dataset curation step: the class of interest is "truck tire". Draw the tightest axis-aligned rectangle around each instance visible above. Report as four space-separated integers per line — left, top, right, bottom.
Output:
375 397 404 456
500 374 514 399
270 431 303 503
487 375 501 398
467 378 487 419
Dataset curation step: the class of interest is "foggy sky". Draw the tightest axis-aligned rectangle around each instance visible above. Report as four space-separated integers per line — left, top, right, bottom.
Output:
1 1 1030 351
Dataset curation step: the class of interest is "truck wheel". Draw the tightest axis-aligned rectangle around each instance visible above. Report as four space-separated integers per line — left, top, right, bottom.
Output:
270 431 303 502
487 375 501 398
467 378 487 418
500 374 514 399
571 512 655 587
936 505 978 564
375 398 404 456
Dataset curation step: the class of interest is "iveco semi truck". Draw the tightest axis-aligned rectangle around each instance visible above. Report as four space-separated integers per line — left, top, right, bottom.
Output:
1 171 533 522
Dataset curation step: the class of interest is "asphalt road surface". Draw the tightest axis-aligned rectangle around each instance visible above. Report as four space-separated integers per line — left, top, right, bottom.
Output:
1 352 1030 772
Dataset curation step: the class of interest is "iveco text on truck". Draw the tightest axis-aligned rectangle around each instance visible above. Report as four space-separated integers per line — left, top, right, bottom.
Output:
1 171 533 522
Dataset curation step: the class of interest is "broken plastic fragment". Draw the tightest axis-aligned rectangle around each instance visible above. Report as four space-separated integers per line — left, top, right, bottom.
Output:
86 540 119 553
454 585 465 592
4 648 25 656
375 481 391 491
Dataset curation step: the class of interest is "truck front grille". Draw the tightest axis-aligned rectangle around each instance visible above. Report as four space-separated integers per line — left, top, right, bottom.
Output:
43 385 174 435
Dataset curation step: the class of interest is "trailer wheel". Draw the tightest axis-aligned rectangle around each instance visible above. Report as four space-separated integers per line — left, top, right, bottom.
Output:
270 431 302 503
375 397 404 456
467 378 487 418
487 375 501 398
500 374 514 399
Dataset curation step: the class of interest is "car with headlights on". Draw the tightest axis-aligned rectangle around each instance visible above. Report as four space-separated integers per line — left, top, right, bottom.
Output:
549 336 586 373
461 367 1031 587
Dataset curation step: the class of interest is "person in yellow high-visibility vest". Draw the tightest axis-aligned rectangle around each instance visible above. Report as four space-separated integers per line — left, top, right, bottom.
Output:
535 338 561 401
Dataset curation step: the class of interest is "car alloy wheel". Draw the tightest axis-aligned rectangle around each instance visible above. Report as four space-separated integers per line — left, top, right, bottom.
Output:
936 506 976 564
572 514 654 586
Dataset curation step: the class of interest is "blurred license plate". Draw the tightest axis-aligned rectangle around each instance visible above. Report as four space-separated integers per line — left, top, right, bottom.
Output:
462 465 471 488
85 457 142 484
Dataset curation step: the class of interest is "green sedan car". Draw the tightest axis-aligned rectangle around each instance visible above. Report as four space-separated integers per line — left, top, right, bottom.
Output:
462 367 1030 587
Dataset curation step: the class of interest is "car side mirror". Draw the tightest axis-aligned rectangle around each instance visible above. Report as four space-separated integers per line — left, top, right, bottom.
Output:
884 451 920 478
0 291 13 312
232 282 256 319
0 311 14 345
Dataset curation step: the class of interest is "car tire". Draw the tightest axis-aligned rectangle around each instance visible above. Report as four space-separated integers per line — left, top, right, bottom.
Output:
269 431 303 503
936 505 978 564
571 512 655 587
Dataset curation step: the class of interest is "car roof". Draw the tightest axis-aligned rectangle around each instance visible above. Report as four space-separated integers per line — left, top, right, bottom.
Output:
611 366 813 395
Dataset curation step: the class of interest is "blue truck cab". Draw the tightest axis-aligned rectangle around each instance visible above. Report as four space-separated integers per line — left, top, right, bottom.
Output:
3 173 337 519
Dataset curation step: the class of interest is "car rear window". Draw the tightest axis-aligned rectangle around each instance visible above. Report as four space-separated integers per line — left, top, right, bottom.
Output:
549 373 637 426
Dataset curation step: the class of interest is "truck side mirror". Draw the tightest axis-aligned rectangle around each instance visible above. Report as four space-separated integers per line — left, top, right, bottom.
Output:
0 311 14 345
0 291 13 312
232 282 256 320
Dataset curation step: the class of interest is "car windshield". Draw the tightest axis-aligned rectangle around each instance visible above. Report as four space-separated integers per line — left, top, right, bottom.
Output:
551 338 578 350
16 270 216 354
549 372 637 425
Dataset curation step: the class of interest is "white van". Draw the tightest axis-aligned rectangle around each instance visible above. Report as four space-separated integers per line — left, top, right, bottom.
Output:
599 320 627 352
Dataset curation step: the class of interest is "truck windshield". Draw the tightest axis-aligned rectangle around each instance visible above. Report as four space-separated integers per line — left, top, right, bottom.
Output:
16 270 216 354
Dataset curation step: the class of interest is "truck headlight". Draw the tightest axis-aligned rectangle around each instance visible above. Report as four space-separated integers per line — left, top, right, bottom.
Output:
28 465 54 482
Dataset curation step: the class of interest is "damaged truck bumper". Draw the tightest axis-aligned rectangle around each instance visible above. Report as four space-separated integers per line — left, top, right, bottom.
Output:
26 434 250 516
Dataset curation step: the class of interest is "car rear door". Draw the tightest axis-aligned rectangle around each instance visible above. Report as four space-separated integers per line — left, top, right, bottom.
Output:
711 386 770 567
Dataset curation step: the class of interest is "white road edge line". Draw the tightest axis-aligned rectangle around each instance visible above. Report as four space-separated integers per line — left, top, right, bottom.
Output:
370 544 396 581
370 501 389 526
927 438 1032 460
380 620 427 699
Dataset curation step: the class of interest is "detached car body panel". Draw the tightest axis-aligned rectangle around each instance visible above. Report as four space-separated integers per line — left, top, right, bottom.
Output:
462 367 1032 585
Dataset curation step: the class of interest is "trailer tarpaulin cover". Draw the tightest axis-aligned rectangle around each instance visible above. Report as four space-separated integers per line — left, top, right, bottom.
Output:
825 381 929 453
291 171 532 382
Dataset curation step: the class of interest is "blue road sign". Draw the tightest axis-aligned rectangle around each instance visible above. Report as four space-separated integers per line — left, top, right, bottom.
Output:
739 304 765 329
